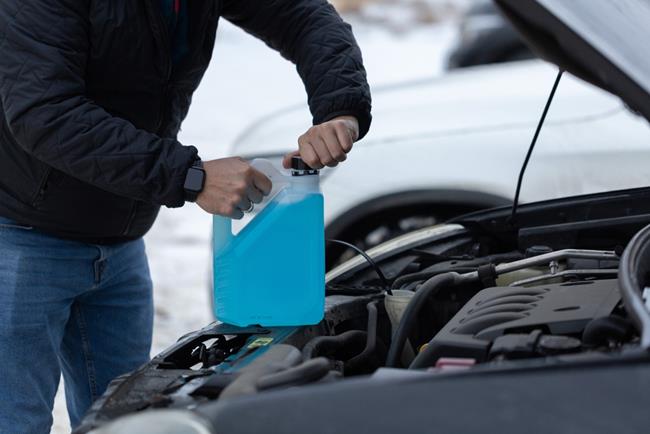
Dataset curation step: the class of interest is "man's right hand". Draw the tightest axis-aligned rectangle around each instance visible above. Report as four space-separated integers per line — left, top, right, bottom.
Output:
197 157 272 219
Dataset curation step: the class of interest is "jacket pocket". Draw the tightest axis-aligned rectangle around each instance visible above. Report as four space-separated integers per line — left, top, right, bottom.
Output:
30 166 52 207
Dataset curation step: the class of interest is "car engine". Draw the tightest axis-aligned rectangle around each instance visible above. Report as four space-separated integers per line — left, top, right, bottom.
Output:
313 246 634 374
77 190 650 434
421 279 621 363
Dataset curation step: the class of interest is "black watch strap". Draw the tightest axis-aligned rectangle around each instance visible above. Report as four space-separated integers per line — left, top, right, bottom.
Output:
183 159 205 203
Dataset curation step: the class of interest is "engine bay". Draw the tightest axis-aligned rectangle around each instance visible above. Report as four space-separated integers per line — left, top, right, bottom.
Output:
77 188 650 434
316 248 633 374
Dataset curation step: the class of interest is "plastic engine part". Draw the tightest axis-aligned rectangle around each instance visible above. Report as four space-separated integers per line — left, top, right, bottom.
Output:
425 279 620 362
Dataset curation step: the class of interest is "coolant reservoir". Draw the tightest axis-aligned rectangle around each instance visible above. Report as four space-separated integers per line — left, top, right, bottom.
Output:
212 157 325 327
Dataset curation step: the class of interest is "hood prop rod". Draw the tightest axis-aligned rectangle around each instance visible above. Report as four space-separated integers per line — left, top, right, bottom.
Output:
510 69 564 224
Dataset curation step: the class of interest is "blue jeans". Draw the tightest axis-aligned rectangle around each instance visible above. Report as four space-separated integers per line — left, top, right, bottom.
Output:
0 217 153 433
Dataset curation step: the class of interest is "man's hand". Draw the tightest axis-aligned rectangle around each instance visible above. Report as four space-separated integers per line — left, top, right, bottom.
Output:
283 116 359 169
197 157 272 219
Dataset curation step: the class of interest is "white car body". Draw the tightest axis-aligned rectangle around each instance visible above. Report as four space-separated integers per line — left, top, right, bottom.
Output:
231 60 650 239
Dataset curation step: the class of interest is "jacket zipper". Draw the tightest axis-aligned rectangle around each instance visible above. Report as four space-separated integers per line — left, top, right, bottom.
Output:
144 0 174 134
120 1 172 237
122 2 215 237
31 166 52 207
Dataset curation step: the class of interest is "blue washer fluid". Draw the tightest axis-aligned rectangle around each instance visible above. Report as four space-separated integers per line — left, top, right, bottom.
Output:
212 157 325 327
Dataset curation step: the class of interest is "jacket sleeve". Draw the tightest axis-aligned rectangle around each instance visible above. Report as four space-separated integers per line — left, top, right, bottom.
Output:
0 0 197 208
222 0 373 139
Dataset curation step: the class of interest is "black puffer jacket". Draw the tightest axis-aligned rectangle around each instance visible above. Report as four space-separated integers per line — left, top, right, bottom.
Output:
0 0 371 244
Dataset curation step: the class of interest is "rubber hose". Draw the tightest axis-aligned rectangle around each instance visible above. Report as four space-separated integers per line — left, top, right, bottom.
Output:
391 267 474 290
302 330 368 360
256 357 331 391
582 315 634 347
345 301 386 374
385 272 460 368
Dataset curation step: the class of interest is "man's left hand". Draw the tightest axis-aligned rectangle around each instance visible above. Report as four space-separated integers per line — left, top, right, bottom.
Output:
283 116 359 169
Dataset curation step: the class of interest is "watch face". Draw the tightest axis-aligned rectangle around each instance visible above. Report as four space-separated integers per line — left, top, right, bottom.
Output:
184 167 205 193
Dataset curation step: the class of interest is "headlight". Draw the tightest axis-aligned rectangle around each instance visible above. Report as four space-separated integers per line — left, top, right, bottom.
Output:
89 410 213 434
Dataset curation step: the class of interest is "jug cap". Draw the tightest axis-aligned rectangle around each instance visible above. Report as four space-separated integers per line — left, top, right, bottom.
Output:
291 156 319 176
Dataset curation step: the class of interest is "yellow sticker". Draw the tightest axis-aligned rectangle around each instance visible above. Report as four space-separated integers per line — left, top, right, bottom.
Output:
247 337 274 349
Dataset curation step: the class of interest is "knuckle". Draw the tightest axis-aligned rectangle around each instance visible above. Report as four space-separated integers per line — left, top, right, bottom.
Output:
331 147 345 157
336 123 350 137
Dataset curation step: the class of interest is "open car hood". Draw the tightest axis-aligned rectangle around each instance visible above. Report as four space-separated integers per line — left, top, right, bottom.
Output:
495 0 650 123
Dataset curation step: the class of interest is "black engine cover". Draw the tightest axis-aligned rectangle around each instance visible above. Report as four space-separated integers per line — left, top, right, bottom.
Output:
428 279 620 361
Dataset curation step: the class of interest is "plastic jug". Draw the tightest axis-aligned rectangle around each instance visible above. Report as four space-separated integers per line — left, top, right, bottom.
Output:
212 157 325 327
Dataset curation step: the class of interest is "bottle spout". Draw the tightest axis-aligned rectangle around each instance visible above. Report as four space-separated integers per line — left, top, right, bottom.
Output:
290 156 319 177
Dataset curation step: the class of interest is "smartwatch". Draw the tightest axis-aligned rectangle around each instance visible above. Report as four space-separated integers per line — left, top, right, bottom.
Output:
183 159 205 202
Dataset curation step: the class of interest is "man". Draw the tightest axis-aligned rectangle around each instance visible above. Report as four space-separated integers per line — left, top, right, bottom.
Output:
0 0 371 432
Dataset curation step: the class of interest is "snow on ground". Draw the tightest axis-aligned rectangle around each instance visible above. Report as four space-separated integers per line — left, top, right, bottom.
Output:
51 16 456 434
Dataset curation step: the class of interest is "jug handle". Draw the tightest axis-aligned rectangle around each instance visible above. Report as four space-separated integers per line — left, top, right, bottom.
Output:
251 158 288 206
213 159 287 248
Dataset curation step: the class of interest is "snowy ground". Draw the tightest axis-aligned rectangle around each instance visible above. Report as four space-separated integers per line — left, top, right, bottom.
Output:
51 14 457 434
